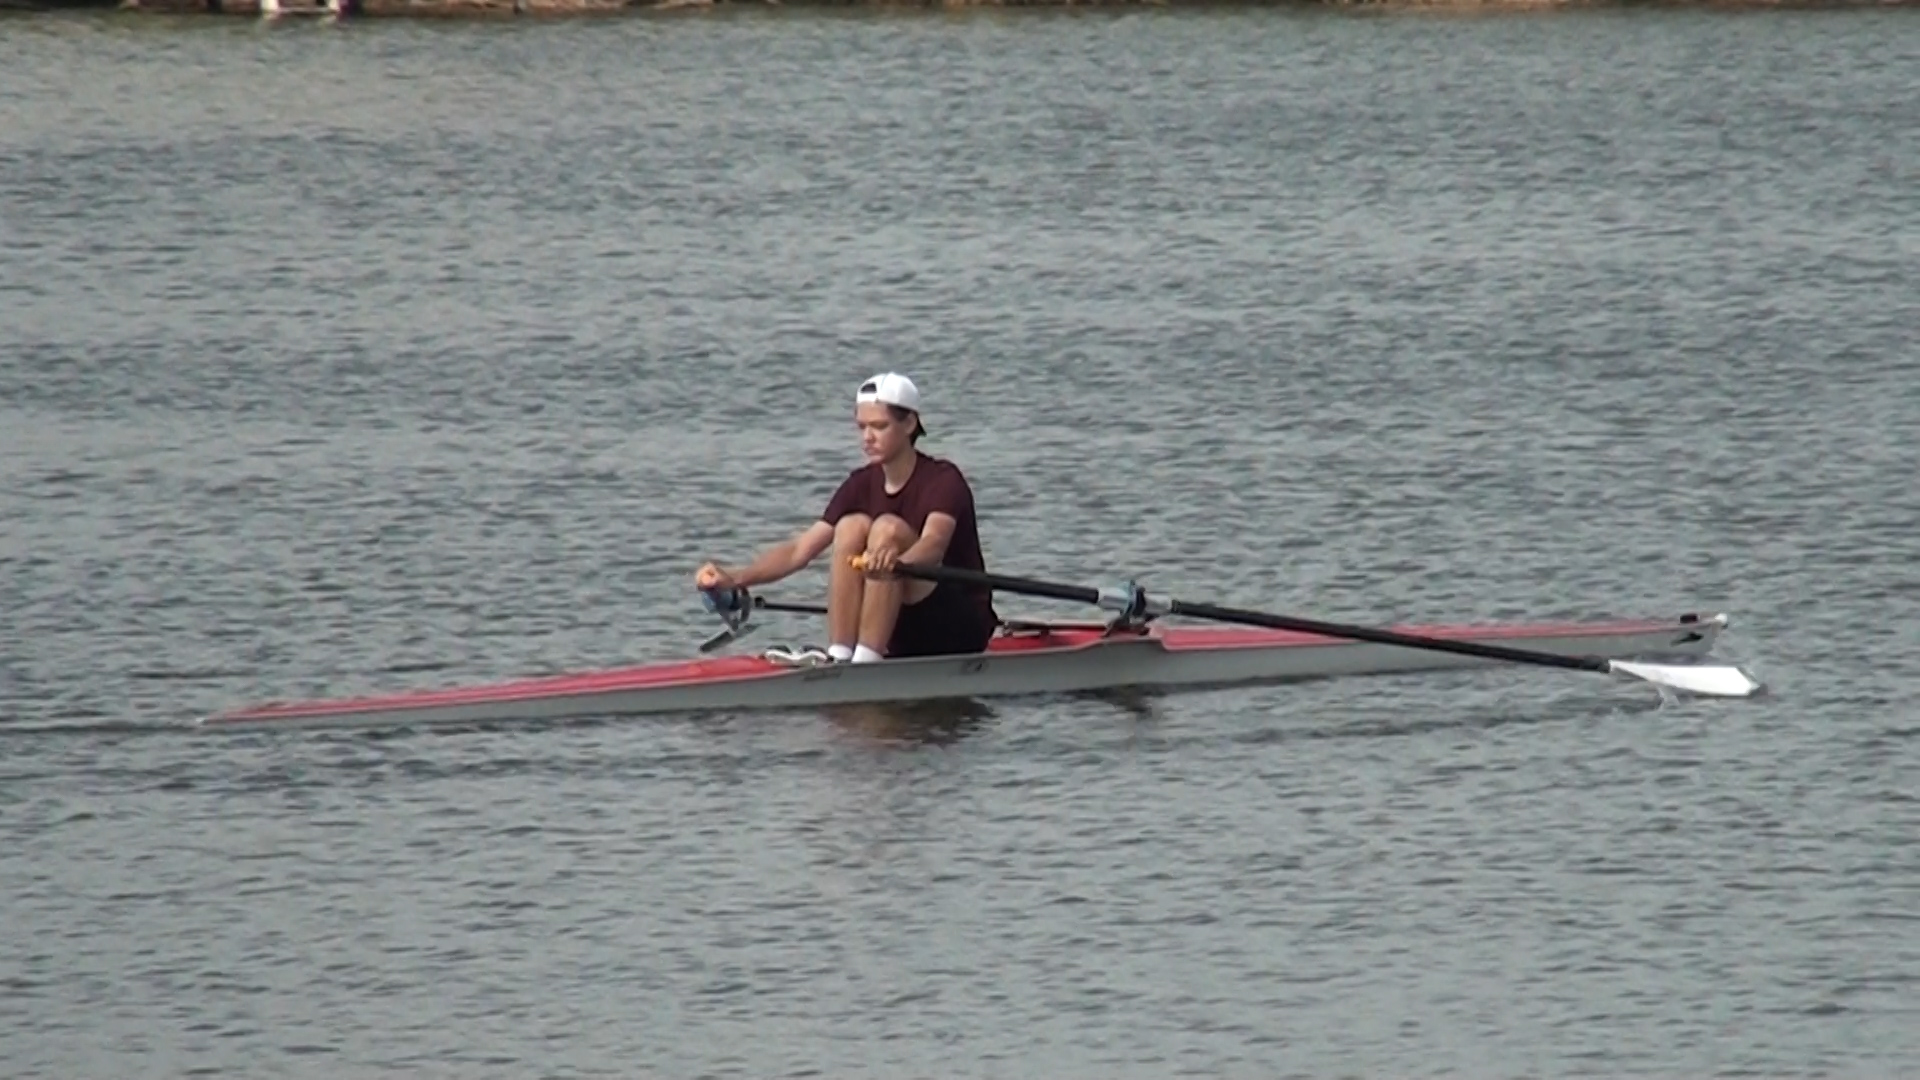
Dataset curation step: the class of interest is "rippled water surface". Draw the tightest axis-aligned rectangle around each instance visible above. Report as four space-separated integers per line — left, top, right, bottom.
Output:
4 7 1918 1077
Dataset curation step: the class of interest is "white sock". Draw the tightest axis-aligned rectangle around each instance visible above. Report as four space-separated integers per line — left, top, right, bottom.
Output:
827 644 854 662
852 644 885 664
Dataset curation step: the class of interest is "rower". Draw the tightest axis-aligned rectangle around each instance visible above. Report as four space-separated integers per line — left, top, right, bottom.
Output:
693 372 998 664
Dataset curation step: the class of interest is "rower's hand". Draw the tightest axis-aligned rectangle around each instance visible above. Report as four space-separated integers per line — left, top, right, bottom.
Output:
695 562 736 592
861 546 901 578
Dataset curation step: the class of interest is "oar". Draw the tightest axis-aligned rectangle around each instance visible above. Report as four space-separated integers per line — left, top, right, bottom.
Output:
854 558 1761 699
753 596 827 616
696 588 828 652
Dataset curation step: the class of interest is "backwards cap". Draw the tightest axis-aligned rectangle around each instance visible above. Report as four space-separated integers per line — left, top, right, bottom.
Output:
856 372 920 411
856 372 928 437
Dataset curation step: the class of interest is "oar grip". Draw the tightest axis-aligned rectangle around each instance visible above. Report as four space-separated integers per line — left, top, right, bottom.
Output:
850 553 909 575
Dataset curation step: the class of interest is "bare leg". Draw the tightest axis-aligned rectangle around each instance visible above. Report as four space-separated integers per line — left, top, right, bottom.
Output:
828 514 872 652
858 514 937 655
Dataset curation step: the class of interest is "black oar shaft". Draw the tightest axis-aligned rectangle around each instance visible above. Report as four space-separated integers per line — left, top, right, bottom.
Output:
1163 598 1606 674
886 561 1610 676
912 564 1102 607
754 597 827 616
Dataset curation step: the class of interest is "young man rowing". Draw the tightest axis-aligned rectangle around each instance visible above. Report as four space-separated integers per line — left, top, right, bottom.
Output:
693 372 998 664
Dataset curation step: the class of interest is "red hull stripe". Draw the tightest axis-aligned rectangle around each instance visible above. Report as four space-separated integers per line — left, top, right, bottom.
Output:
213 620 1680 723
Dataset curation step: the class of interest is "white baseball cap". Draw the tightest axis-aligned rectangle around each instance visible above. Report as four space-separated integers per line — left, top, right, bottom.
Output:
856 372 921 412
856 372 928 437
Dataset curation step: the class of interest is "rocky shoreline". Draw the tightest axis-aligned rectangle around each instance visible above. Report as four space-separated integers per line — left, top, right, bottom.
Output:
11 0 1912 16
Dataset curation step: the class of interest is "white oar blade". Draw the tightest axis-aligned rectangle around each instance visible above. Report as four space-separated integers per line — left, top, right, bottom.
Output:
1608 660 1762 698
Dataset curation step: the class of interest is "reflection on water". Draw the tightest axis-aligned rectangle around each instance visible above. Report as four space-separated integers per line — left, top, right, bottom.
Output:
819 696 998 747
1072 686 1168 723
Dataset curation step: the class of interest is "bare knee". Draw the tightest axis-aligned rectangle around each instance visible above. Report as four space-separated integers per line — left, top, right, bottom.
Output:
868 514 917 549
833 514 872 552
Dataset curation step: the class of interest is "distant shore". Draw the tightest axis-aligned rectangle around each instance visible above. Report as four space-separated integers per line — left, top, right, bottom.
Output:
13 0 1913 16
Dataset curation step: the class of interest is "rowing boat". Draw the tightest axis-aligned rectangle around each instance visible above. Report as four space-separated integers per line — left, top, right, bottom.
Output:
204 609 1740 732
208 558 1763 731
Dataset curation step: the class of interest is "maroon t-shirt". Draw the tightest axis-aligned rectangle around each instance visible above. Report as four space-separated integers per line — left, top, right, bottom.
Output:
822 451 995 625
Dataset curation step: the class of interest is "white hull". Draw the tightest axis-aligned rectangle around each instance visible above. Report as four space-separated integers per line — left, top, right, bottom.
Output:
205 614 1733 732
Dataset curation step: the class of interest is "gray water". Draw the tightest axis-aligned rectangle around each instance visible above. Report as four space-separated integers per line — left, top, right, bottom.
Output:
4 7 1918 1077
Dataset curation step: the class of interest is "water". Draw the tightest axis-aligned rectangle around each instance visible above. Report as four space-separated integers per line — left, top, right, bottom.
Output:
4 7 1918 1076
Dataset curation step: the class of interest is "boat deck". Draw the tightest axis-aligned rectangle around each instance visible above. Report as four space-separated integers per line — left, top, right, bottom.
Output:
206 614 1727 728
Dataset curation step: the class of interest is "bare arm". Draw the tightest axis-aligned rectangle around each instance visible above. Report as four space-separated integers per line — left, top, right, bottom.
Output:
709 520 836 589
896 511 956 568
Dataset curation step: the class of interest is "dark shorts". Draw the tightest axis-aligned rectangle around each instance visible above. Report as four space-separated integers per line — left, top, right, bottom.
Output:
888 582 995 659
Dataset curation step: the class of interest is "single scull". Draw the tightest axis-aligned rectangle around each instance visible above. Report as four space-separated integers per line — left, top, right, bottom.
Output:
204 562 1758 730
